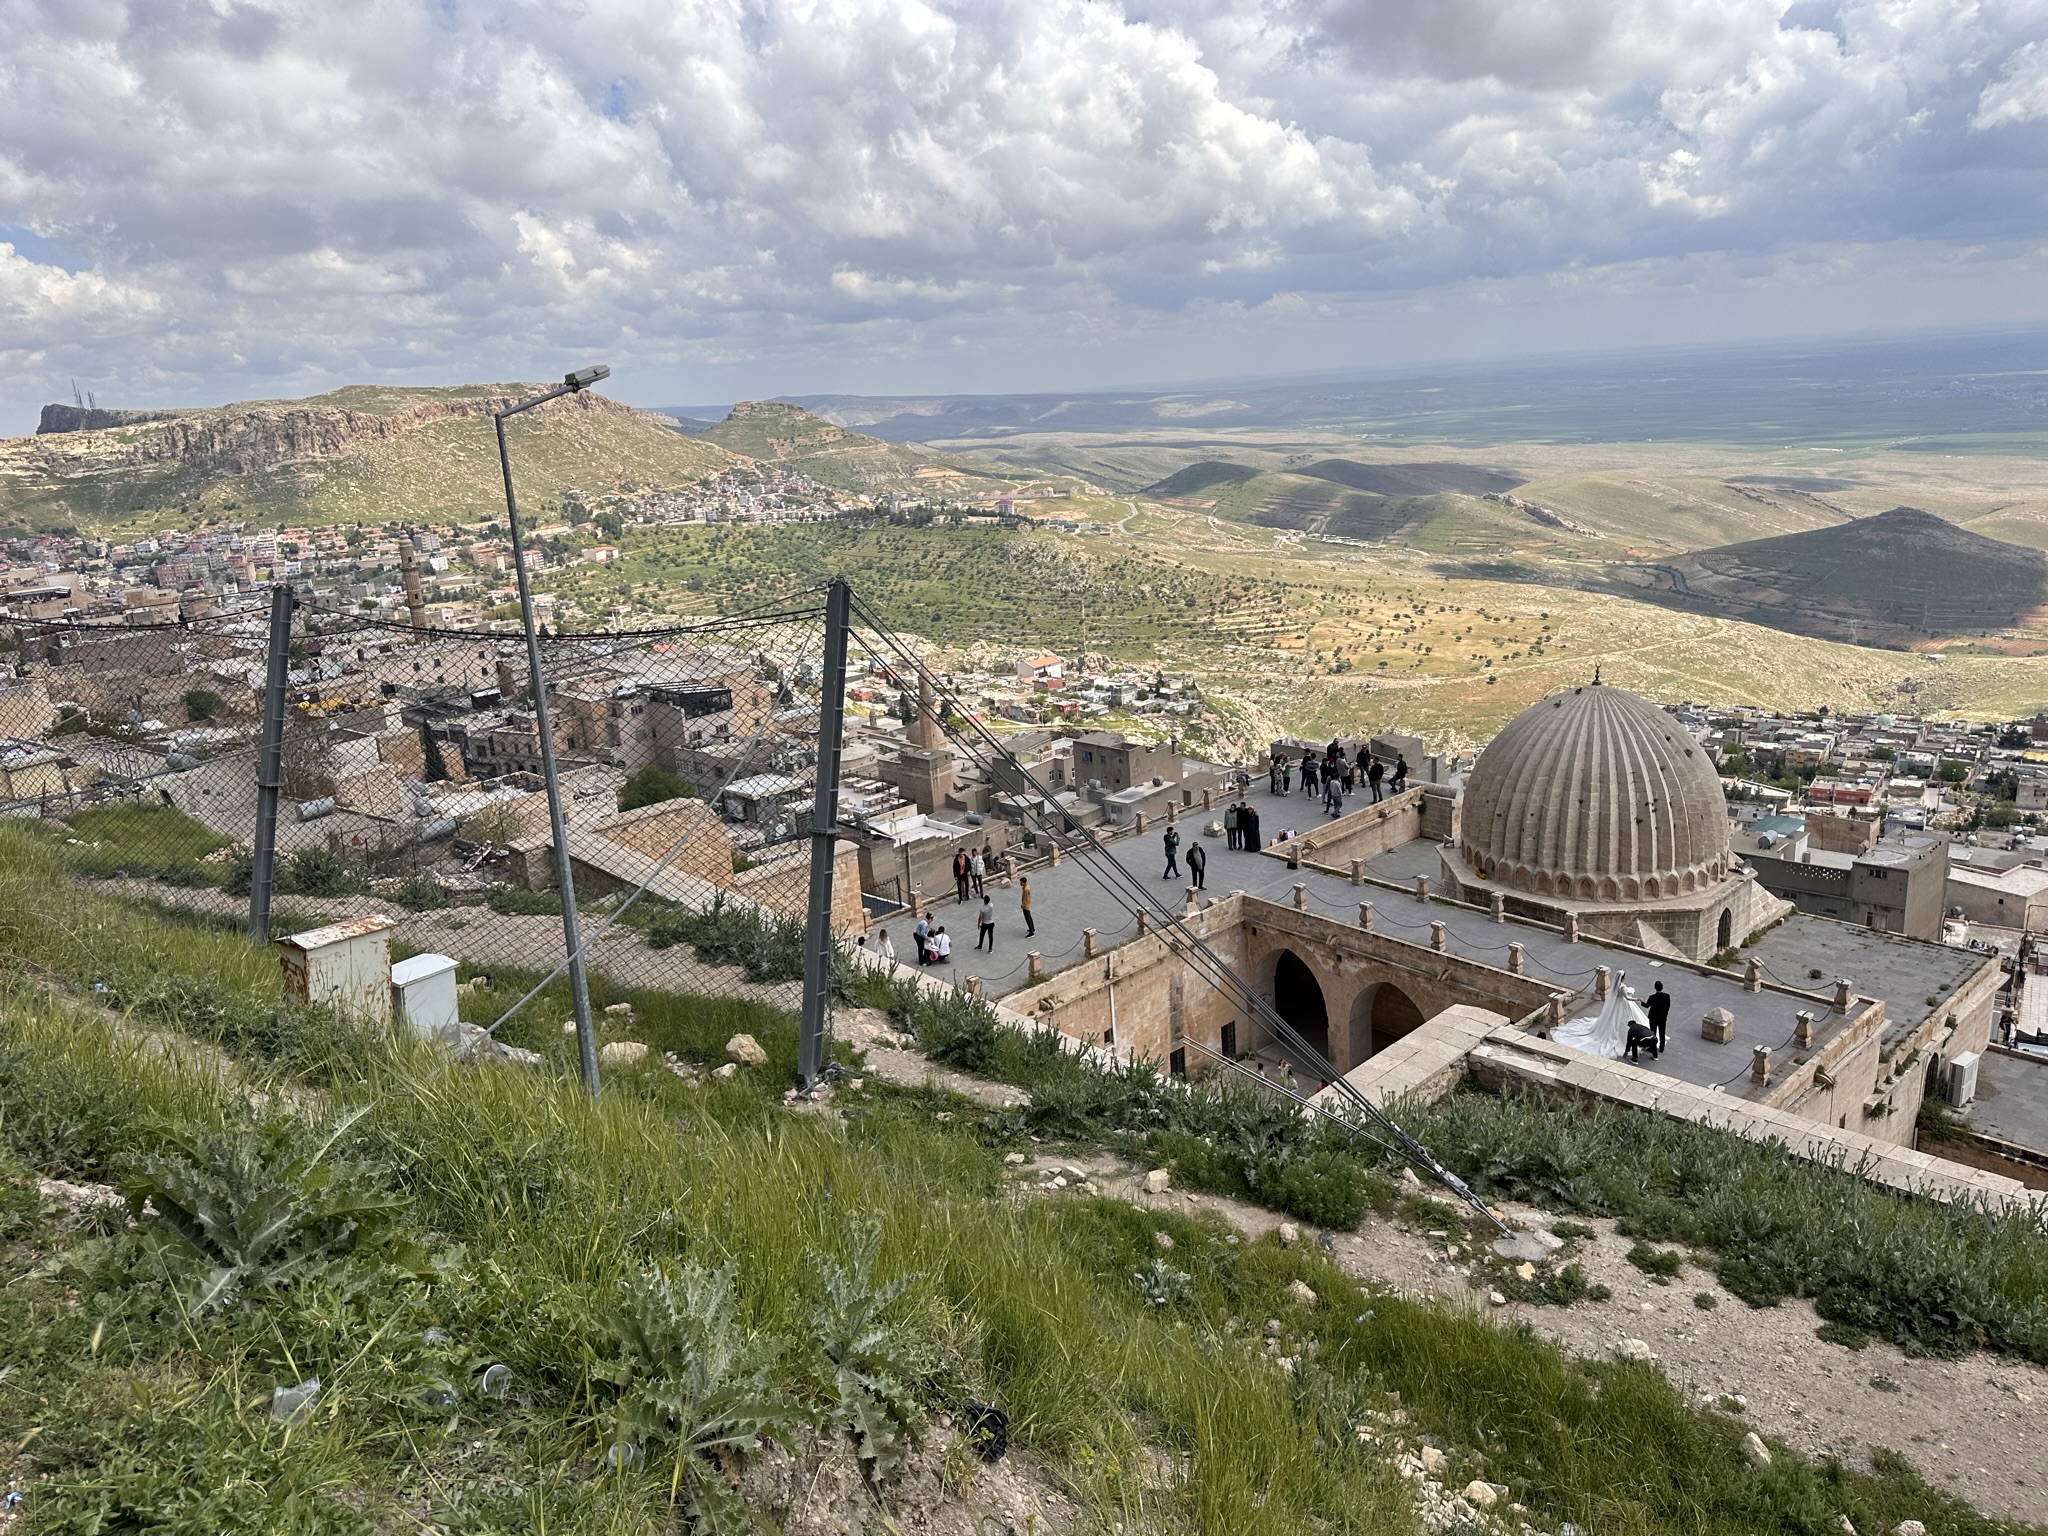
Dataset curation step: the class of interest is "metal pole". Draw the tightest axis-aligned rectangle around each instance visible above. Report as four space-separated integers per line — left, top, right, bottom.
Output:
249 581 294 942
798 576 852 1090
496 402 600 1099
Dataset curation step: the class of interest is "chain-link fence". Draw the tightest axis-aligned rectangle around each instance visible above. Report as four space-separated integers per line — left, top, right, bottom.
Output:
1 593 847 1047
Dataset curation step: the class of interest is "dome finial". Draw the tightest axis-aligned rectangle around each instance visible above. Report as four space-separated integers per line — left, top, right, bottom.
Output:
1592 664 1602 685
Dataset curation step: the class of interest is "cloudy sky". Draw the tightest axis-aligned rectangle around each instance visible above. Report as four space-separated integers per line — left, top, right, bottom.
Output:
3 0 2048 431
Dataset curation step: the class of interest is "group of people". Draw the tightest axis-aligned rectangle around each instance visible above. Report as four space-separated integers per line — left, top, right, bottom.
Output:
1221 799 1264 851
1269 740 1408 809
1623 981 1674 1063
950 843 1010 904
1160 824 1209 887
873 744 1419 968
870 868 1036 967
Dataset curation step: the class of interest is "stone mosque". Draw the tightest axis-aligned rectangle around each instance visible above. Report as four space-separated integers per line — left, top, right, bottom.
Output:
956 677 2007 1194
1438 678 1791 963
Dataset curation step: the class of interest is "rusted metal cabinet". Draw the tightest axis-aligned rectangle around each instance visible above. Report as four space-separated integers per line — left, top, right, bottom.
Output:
277 915 397 1022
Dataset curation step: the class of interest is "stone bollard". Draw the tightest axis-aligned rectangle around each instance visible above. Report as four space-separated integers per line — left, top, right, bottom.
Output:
1351 858 1365 886
1185 886 1199 913
1564 911 1580 943
1548 995 1566 1029
1415 875 1431 903
1135 812 1147 834
1202 787 1214 810
1026 952 1043 981
1135 909 1151 935
966 976 983 997
860 907 873 934
1167 803 1178 824
909 888 923 916
1794 1010 1816 1049
1430 921 1446 953
1287 841 1301 870
1508 942 1524 975
1082 928 1098 958
1049 844 1063 866
1744 957 1761 993
1701 1008 1735 1043
1751 1044 1771 1085
1359 901 1374 931
1490 890 1505 923
1833 977 1852 1013
1293 882 1308 911
1594 965 1611 1002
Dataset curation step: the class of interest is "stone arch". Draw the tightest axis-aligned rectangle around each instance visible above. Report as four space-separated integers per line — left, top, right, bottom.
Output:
1350 981 1427 1063
1717 908 1733 950
1598 876 1617 902
1267 949 1330 1068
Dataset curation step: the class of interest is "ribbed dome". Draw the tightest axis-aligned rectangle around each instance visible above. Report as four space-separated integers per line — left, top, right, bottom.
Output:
1460 683 1731 903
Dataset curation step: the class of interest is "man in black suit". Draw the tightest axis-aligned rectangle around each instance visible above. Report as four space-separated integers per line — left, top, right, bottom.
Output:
1645 980 1672 1054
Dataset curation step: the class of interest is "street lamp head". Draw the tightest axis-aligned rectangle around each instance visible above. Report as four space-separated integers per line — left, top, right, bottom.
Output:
564 364 611 391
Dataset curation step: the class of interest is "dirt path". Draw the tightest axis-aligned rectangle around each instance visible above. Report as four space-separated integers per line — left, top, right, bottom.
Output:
1001 1149 2047 1525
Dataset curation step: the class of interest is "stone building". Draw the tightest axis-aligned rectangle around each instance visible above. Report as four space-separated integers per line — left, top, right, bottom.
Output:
1438 680 1788 961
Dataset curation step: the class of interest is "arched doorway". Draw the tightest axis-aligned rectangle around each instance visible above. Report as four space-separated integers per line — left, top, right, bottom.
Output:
1716 909 1733 950
1350 981 1427 1063
1270 950 1329 1066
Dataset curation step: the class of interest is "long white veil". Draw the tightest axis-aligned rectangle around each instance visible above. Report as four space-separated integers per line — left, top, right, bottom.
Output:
1552 976 1649 1059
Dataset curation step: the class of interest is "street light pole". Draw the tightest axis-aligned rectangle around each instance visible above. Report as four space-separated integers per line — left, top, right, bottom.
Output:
495 365 610 1098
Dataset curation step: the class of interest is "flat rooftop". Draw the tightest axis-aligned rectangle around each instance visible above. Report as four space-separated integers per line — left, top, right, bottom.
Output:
938 779 1991 1102
1963 1048 2048 1158
1746 916 1984 1053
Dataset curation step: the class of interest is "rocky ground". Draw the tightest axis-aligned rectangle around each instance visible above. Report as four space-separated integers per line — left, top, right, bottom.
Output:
839 1005 2045 1525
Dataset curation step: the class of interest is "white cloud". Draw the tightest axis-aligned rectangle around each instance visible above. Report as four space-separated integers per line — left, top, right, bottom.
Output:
1976 37 2048 125
0 0 2044 424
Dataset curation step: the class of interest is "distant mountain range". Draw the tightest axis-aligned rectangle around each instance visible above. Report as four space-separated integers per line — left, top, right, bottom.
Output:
781 327 2048 449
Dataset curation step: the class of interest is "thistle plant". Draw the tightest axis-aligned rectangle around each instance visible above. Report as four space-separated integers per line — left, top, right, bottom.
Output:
809 1215 925 1486
121 1104 411 1313
604 1259 800 1533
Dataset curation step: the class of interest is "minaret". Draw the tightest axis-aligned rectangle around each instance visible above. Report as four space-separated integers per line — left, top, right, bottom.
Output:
910 671 944 749
398 528 428 640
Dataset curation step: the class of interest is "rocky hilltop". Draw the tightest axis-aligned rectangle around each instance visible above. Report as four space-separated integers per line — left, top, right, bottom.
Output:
36 404 189 434
0 384 733 531
700 399 986 495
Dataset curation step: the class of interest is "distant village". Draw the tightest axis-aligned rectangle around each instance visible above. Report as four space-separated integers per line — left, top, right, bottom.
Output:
10 504 2048 969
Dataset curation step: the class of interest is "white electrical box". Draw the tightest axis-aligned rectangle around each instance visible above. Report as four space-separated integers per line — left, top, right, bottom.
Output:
1945 1050 1980 1107
277 915 397 1022
390 953 460 1045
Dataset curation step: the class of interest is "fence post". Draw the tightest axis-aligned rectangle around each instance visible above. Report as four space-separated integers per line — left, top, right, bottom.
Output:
248 582 294 944
799 576 852 1091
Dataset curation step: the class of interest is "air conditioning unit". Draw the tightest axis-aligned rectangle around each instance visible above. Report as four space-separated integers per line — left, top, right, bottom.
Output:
1944 1050 1981 1107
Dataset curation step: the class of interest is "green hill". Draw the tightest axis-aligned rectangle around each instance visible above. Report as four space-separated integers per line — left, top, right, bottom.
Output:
0 384 733 534
701 400 988 496
1654 505 2048 643
1142 460 1264 498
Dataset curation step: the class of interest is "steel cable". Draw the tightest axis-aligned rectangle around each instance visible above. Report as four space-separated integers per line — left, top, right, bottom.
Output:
845 593 1508 1233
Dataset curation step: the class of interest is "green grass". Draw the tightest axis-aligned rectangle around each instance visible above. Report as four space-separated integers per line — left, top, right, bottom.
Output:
0 835 2042 1534
848 963 2048 1369
49 802 232 883
554 518 1261 655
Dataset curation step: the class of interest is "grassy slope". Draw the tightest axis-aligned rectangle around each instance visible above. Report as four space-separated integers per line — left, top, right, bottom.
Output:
0 385 731 535
2 830 2038 1536
535 509 2048 744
